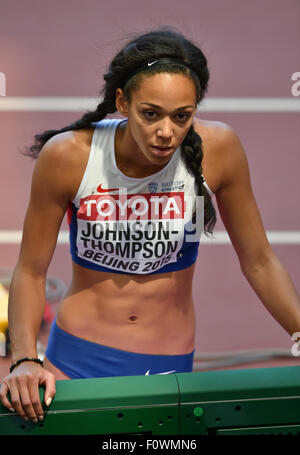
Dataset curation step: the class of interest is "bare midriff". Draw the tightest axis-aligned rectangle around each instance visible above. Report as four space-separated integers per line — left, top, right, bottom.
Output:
55 261 196 355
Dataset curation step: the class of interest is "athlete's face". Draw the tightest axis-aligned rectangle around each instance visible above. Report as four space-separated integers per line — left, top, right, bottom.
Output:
116 72 197 171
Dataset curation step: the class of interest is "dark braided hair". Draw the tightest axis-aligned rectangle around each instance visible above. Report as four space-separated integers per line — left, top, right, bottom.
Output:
24 26 217 236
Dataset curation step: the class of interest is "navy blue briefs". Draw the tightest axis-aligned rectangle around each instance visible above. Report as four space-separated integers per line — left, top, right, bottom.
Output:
45 318 194 379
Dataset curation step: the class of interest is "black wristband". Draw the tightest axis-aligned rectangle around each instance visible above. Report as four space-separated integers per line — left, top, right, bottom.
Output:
9 357 44 374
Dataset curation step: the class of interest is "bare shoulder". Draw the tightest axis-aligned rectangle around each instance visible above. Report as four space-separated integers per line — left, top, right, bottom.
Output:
193 117 242 154
39 128 94 169
193 118 248 193
193 117 232 138
34 128 95 201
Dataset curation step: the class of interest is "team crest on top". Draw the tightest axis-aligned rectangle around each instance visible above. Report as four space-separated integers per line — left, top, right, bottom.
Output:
148 182 158 193
161 180 185 192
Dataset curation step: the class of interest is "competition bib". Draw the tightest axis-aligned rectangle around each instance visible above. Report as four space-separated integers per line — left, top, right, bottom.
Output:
75 188 199 274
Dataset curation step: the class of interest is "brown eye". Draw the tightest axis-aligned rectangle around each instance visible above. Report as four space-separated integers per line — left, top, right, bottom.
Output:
143 110 157 120
176 112 191 122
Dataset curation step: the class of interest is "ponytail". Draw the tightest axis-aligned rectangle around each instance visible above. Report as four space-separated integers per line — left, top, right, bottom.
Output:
181 124 216 235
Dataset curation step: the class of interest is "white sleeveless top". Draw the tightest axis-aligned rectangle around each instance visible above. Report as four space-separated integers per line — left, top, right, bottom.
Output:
67 118 214 275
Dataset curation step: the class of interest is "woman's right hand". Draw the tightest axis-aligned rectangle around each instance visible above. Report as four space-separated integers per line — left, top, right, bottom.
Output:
0 361 56 422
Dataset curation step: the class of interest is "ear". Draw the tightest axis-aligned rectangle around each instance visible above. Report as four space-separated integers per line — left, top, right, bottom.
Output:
115 88 129 117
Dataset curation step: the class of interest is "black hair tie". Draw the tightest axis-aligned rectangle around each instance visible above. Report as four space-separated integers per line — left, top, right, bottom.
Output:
196 175 204 185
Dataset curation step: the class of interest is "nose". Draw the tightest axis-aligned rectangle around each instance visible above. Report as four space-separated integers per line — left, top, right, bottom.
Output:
156 118 173 141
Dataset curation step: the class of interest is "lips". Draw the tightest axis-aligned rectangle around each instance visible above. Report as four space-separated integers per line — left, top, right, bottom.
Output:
152 145 172 150
151 145 173 156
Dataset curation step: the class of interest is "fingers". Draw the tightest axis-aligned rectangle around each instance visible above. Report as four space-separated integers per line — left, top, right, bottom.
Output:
0 368 56 422
27 376 45 421
0 381 15 412
40 371 56 408
9 381 31 421
8 374 39 422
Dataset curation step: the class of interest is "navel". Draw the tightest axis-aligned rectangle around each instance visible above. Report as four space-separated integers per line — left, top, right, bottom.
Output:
129 315 138 322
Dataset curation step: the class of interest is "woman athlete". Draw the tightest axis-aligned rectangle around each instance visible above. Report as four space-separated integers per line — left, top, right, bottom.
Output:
1 27 300 423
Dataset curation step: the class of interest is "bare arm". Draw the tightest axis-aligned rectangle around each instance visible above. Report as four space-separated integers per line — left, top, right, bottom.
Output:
0 132 80 421
214 126 300 340
9 144 71 360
